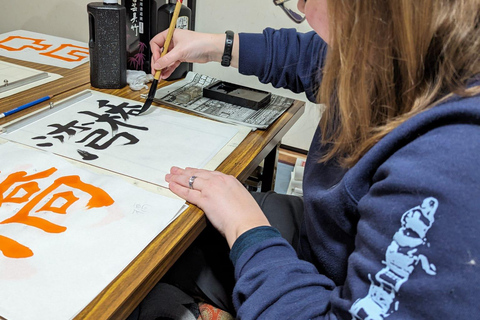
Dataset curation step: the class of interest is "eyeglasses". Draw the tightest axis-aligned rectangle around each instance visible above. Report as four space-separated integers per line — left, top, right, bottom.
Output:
273 0 306 24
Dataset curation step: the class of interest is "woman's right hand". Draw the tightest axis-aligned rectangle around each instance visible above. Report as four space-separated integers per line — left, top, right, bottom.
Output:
150 29 238 79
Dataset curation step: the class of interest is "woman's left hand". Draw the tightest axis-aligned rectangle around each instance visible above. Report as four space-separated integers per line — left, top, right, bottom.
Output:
165 166 270 248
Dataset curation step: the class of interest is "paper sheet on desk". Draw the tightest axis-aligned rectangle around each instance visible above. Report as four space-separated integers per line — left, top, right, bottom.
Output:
0 30 89 69
1 90 249 188
0 141 186 320
0 60 62 98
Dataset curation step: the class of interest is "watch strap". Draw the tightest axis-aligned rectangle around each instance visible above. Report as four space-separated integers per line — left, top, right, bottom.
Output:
221 30 234 67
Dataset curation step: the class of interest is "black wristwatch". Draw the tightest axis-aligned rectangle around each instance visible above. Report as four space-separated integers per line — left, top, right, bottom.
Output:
221 30 234 67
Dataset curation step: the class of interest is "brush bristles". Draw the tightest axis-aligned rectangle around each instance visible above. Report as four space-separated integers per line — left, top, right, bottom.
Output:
147 78 159 100
139 78 159 114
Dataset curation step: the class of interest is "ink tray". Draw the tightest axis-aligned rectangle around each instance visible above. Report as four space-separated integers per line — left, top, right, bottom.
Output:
203 80 271 110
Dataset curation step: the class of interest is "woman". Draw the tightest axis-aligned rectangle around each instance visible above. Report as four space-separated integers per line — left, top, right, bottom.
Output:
146 0 480 318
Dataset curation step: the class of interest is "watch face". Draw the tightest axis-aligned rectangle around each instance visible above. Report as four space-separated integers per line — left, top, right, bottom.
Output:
225 31 234 45
176 16 189 29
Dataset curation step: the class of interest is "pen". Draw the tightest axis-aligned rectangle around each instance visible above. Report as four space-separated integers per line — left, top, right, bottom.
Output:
0 95 52 119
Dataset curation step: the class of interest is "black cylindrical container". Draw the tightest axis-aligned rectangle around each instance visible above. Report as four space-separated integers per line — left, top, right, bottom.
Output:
157 0 192 80
87 0 127 89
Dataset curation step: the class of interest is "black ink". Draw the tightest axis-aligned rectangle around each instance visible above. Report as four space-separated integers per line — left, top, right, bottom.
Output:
97 99 143 120
52 135 65 143
36 143 53 147
78 111 148 133
30 99 148 160
77 149 99 160
47 120 92 137
76 129 140 149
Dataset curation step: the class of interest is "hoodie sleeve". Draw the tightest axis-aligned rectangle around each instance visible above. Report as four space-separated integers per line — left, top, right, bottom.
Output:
238 28 327 103
231 231 338 319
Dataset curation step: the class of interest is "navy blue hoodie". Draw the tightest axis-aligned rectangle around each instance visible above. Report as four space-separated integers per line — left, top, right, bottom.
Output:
231 28 480 319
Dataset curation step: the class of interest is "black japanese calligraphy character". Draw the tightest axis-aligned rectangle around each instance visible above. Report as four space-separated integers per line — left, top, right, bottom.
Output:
97 100 144 119
78 111 148 133
76 129 140 150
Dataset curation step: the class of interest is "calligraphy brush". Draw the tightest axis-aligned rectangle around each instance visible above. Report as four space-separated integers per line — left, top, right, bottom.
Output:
139 0 184 114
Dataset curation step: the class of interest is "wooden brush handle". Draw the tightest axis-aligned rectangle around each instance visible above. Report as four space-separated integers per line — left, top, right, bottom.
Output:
154 0 183 81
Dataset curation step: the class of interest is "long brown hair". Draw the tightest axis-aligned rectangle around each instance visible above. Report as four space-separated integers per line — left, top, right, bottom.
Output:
318 0 480 167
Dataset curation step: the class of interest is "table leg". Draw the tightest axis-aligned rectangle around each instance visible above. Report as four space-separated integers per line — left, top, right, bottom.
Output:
261 142 279 192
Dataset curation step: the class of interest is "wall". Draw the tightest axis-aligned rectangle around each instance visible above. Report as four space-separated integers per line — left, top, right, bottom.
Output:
0 0 92 42
193 1 323 151
0 0 323 151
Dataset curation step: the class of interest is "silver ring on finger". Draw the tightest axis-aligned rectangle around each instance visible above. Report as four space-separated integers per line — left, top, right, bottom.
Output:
188 175 197 189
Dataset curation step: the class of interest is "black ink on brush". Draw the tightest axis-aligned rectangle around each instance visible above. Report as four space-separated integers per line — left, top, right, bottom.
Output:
138 0 184 115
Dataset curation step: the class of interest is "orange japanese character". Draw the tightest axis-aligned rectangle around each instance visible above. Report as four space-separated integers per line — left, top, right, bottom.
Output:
0 235 33 258
0 168 114 258
0 36 51 51
39 44 89 62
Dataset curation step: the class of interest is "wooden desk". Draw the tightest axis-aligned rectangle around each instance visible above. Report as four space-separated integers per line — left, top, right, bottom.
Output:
0 59 305 319
71 84 305 319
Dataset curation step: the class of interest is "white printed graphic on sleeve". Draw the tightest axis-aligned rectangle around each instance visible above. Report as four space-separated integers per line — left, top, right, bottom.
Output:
349 197 438 320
